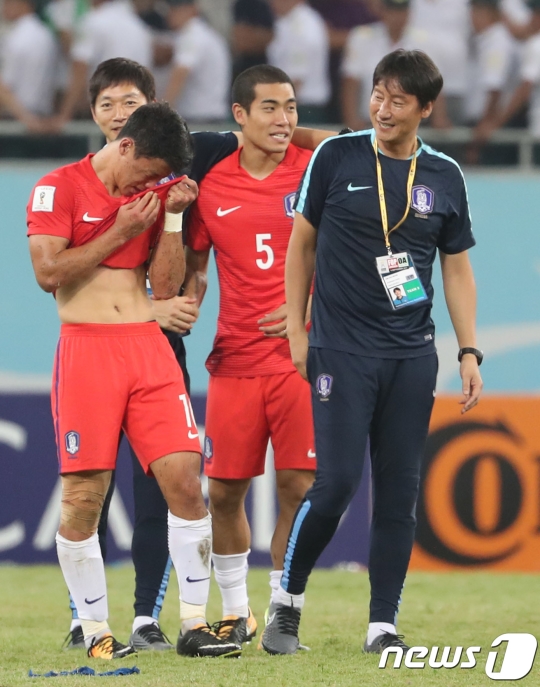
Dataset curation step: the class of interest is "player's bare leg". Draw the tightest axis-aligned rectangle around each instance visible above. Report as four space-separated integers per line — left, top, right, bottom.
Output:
209 478 251 555
208 477 257 643
151 453 241 657
56 470 135 658
270 468 315 582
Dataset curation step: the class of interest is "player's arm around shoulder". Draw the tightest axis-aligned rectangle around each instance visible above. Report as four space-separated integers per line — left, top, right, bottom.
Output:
440 250 483 413
148 177 198 300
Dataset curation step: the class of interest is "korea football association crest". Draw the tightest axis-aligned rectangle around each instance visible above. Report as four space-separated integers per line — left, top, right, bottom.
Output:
411 185 434 215
204 436 213 464
283 192 296 219
316 374 333 400
65 431 80 456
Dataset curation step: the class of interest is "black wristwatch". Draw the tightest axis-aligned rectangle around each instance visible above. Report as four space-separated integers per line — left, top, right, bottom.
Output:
458 347 483 366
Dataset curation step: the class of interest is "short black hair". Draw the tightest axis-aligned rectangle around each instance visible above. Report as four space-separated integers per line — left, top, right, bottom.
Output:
372 49 443 110
118 102 193 175
232 64 295 112
89 58 156 108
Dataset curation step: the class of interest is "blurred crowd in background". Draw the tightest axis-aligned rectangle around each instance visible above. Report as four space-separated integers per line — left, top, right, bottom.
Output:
1 0 540 160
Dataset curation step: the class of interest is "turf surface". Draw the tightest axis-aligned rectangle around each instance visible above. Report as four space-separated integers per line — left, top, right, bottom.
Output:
1 565 538 686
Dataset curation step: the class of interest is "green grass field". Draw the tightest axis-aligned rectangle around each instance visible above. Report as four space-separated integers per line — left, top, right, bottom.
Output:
1 565 539 686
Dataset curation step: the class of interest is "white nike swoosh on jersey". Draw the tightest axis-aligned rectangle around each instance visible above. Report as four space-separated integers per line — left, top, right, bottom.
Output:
188 431 199 439
217 206 241 216
347 184 372 192
82 212 104 222
307 450 316 458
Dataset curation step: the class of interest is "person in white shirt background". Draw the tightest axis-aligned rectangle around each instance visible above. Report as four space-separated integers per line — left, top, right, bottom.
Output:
1 0 58 119
164 0 231 123
54 0 152 126
267 0 330 122
476 0 540 155
407 0 470 127
341 0 416 132
466 0 521 162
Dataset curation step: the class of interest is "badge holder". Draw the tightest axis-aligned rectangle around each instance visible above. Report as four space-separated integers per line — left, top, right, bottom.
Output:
375 252 428 310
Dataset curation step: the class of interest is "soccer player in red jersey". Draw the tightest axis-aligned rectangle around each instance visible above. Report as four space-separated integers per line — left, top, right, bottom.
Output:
27 103 241 660
184 65 316 645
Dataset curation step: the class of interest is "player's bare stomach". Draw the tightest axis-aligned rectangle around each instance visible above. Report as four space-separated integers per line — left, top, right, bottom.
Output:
56 265 154 324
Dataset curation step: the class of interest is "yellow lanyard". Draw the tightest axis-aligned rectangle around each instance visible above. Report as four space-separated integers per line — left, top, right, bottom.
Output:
373 136 417 255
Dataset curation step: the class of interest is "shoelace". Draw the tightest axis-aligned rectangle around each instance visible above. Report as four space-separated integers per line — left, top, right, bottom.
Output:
275 605 301 637
191 623 220 638
61 627 83 649
136 624 171 644
378 633 408 650
212 618 242 639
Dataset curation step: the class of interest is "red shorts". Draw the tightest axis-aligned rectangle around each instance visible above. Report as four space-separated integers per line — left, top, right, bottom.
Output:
52 322 201 475
203 371 316 479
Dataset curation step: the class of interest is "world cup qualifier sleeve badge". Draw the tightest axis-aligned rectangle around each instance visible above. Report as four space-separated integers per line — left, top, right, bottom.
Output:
316 374 333 401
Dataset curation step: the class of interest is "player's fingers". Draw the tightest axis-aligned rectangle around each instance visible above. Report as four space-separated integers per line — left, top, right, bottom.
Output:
263 331 288 339
144 197 161 223
259 322 287 335
258 311 283 324
138 191 155 208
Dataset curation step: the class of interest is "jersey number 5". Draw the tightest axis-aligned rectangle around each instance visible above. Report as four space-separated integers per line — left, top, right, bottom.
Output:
256 233 274 270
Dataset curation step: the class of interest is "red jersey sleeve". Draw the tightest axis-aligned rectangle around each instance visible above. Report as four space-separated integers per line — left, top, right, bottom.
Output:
185 198 212 251
27 173 75 240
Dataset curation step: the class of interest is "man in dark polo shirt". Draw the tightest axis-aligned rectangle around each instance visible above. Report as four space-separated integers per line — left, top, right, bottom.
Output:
260 49 483 655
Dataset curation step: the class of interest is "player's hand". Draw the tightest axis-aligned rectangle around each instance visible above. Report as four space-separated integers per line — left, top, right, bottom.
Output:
288 329 309 381
258 303 288 338
151 296 199 333
115 192 161 239
165 177 198 214
459 356 483 413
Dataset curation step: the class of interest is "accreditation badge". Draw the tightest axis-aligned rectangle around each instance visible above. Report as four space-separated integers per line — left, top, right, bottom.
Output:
375 252 428 310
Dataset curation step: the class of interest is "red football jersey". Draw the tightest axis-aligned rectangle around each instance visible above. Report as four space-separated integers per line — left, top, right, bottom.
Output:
27 155 181 269
187 144 312 376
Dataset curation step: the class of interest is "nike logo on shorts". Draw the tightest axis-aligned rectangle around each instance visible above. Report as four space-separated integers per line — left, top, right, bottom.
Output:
188 431 199 439
186 576 210 583
85 595 105 605
83 212 104 222
307 449 316 458
217 206 241 216
347 184 372 192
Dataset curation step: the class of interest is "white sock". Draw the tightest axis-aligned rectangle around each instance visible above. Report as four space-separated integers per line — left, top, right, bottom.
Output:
212 550 250 617
269 570 283 604
168 511 212 613
56 532 108 624
274 584 305 610
367 622 397 644
132 616 157 633
70 618 81 631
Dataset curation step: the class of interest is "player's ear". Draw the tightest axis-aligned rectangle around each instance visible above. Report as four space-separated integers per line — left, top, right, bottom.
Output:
232 102 247 127
421 101 434 120
118 137 134 155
